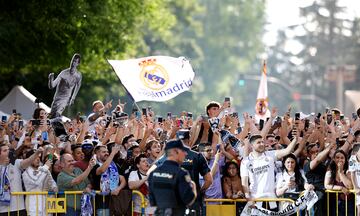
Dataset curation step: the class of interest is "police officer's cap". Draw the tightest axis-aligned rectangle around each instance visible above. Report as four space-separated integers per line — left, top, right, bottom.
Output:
164 139 189 151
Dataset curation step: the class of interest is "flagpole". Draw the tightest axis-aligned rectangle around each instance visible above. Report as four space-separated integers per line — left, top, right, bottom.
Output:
106 59 141 112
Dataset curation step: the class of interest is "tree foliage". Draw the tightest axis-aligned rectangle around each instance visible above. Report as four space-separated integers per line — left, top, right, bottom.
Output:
267 0 360 113
0 0 266 116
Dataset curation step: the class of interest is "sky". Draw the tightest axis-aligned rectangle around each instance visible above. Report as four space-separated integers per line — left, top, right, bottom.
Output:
264 0 360 48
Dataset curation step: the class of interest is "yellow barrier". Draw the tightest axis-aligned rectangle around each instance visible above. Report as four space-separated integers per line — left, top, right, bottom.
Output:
204 197 298 216
10 190 146 216
325 189 356 216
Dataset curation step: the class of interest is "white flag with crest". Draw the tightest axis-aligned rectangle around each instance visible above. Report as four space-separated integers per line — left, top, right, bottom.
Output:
108 56 195 102
255 61 271 122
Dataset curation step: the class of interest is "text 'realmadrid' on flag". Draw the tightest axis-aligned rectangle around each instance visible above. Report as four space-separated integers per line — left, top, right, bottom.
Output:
108 56 195 102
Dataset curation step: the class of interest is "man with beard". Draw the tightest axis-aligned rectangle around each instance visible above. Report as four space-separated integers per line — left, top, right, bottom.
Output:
90 144 122 216
241 134 297 211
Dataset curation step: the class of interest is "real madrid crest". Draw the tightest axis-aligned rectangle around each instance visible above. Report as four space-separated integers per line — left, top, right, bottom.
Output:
139 58 169 91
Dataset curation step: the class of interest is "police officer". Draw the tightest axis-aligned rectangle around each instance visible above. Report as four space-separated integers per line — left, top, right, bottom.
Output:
148 139 197 216
149 130 212 216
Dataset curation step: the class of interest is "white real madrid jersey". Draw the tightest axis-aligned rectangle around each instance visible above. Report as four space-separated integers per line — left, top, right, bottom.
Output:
240 150 277 199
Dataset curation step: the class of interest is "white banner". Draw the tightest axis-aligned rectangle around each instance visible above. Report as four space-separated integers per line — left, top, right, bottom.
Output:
108 56 195 102
240 190 318 216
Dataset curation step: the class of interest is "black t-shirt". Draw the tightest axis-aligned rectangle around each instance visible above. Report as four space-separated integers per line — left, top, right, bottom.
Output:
303 160 328 190
90 164 110 209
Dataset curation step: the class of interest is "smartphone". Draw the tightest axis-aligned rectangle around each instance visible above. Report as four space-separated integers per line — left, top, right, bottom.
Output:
295 112 300 121
142 108 147 116
187 112 193 119
304 119 310 131
224 97 231 102
31 119 41 126
352 112 358 120
42 131 49 141
232 112 238 118
266 117 270 122
336 137 339 147
147 106 152 113
135 111 142 120
48 154 53 161
18 120 24 128
157 116 163 123
340 114 344 121
201 114 209 121
12 109 17 114
216 144 220 152
325 107 330 113
1 116 7 122
259 119 264 130
327 114 332 124
167 112 172 119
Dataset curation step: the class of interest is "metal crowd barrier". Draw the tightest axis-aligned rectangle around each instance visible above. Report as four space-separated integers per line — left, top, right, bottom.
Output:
204 197 298 216
205 190 358 216
9 190 146 216
325 189 356 216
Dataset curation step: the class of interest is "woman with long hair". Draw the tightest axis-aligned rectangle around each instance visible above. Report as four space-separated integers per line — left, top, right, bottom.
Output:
324 149 354 216
222 160 244 215
276 153 313 215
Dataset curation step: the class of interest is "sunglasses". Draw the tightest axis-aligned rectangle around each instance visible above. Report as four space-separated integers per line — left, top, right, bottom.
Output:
82 144 93 149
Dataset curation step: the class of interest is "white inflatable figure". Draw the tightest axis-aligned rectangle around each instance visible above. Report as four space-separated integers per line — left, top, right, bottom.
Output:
48 53 82 118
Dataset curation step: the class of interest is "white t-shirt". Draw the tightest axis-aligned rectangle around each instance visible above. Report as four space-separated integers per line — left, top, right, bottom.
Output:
240 150 277 199
128 170 156 215
276 170 307 193
349 155 360 187
0 159 25 213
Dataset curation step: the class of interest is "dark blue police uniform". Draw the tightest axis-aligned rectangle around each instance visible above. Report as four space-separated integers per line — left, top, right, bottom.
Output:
148 140 196 216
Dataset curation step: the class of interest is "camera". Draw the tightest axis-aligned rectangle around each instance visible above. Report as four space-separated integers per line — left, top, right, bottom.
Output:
112 112 128 126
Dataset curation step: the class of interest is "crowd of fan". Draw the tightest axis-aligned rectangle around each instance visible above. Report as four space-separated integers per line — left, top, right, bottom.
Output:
0 99 360 216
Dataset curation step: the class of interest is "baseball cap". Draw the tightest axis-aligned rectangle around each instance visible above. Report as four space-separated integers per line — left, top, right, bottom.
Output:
164 139 189 151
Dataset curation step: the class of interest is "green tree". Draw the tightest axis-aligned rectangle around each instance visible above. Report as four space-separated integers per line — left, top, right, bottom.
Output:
0 0 176 115
267 0 360 113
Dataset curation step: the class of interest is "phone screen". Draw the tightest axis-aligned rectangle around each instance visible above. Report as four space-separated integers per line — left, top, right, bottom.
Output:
304 119 310 131
295 113 300 121
352 112 358 120
142 108 147 116
224 97 230 102
18 120 24 128
1 116 7 122
259 119 264 130
327 114 332 124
